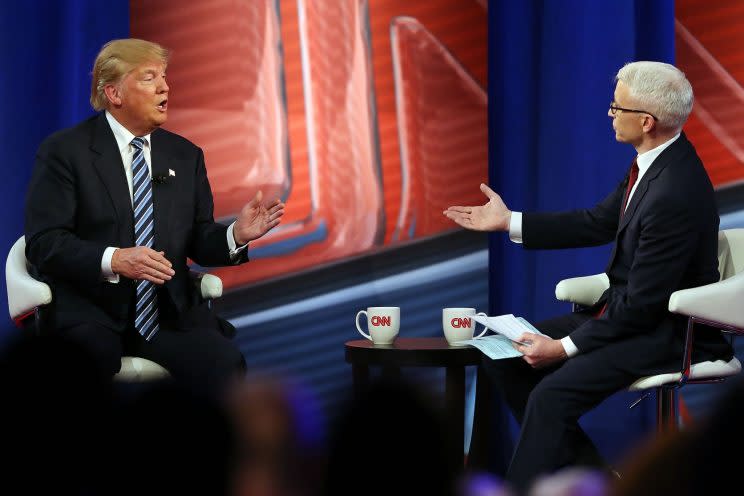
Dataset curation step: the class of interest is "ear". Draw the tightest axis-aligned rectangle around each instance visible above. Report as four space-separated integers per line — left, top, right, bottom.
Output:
103 84 122 107
642 114 656 133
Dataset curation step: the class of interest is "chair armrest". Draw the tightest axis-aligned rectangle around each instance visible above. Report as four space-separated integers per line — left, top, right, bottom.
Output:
669 272 744 330
555 273 609 307
200 274 223 299
188 271 223 300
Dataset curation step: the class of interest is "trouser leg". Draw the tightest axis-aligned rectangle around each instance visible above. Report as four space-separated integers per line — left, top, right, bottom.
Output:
128 318 245 396
505 347 636 493
58 322 124 377
478 312 591 423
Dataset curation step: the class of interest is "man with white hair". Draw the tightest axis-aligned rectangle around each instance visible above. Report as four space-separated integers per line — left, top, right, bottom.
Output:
445 61 733 490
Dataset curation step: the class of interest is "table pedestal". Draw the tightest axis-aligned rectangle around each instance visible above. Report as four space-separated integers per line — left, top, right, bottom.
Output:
345 337 492 468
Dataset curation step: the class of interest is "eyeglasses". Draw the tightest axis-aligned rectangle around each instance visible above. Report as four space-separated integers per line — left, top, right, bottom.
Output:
609 102 657 121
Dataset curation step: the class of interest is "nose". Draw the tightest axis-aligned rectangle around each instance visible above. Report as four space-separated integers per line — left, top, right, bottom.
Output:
159 76 169 93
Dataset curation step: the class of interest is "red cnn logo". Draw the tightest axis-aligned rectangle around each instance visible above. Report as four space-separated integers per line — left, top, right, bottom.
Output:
451 317 472 328
371 316 391 326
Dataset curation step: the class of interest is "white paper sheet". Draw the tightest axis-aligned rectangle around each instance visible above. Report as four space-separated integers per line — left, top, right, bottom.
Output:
455 334 523 359
472 314 545 342
455 315 546 360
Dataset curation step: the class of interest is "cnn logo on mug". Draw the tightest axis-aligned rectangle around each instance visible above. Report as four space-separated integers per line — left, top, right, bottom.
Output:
442 308 487 345
355 307 400 345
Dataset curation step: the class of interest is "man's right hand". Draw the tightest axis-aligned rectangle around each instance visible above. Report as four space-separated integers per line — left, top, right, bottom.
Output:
111 247 175 285
443 183 512 232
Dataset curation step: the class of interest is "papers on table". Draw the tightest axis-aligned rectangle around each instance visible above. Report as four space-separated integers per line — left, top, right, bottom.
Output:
455 314 546 360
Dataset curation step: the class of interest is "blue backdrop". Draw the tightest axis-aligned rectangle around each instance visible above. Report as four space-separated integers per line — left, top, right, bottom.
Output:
0 0 128 343
488 0 674 471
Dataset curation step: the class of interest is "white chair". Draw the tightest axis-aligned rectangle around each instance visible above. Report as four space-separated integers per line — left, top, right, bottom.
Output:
5 236 224 382
555 229 744 432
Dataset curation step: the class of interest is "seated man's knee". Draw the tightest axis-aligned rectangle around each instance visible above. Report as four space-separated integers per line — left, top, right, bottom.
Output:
525 380 565 417
201 340 245 392
58 323 123 377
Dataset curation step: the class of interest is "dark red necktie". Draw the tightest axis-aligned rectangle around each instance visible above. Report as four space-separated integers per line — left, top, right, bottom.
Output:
621 158 640 217
596 159 639 318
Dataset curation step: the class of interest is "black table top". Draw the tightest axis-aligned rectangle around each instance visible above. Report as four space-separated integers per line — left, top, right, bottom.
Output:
344 337 483 367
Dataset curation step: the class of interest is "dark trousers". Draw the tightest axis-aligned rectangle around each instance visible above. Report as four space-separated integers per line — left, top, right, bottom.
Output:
59 302 245 395
480 312 637 492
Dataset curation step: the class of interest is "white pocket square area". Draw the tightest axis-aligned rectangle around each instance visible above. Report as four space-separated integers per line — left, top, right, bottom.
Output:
168 169 176 177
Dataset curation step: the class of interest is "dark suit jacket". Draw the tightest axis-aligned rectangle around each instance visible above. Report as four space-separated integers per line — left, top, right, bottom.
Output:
24 113 249 332
522 133 732 374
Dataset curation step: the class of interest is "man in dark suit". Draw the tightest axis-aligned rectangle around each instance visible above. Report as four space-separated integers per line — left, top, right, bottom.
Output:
444 61 733 490
25 38 285 392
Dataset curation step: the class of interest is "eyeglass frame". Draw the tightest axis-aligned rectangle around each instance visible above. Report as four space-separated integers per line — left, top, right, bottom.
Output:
609 102 658 121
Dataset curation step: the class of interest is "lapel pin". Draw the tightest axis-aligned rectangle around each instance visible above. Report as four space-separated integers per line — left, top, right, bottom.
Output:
169 169 176 177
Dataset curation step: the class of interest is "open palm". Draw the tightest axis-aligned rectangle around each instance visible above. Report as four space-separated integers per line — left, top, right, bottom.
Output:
443 183 511 232
233 191 285 245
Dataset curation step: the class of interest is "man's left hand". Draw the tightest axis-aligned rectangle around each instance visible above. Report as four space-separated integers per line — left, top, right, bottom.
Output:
512 333 567 369
233 190 285 246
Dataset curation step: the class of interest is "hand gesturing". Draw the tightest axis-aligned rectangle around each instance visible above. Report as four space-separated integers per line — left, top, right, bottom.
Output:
443 183 511 232
233 190 285 245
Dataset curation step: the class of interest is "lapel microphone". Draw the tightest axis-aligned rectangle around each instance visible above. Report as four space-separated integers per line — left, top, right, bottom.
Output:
152 172 168 185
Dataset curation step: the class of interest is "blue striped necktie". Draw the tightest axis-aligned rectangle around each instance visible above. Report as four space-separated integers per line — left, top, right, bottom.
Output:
131 137 160 341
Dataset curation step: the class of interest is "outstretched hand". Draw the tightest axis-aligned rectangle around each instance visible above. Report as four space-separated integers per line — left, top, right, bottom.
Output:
233 190 285 245
443 183 511 232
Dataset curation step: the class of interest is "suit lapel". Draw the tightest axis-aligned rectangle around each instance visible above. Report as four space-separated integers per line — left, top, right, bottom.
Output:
605 134 690 272
90 114 134 246
616 134 687 233
150 129 174 254
617 174 651 232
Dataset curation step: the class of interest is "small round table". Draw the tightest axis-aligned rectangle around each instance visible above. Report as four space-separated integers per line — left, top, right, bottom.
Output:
344 337 492 468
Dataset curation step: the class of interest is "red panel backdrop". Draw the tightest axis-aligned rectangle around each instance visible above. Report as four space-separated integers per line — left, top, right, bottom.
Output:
676 0 744 186
131 0 487 289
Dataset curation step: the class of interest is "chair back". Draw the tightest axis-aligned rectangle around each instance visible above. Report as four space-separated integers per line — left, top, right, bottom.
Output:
5 236 52 322
717 229 744 280
6 236 171 379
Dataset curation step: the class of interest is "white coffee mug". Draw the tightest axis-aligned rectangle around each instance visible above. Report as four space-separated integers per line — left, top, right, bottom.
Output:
442 308 487 345
355 307 400 345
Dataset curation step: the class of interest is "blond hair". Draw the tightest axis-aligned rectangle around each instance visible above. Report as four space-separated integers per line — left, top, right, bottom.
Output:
90 38 169 111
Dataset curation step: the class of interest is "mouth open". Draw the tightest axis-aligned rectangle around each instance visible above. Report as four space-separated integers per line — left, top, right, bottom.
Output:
156 99 168 111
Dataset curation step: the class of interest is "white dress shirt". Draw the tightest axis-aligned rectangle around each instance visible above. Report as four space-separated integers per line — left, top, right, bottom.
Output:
101 111 245 282
507 133 680 357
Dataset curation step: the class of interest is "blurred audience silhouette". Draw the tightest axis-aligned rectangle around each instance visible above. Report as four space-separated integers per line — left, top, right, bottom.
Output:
110 380 238 496
612 378 744 496
528 467 608 496
227 374 326 496
0 333 114 493
4 331 742 496
610 429 695 496
320 377 458 496
0 333 238 495
458 471 515 496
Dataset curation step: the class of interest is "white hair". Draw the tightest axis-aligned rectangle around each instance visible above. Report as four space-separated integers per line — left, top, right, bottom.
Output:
616 61 694 132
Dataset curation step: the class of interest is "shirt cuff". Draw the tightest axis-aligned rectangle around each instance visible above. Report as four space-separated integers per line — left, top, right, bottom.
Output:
102 247 120 283
508 211 523 243
227 222 248 258
561 336 579 358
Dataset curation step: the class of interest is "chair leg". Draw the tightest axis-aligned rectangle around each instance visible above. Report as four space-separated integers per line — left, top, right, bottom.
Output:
656 387 678 433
